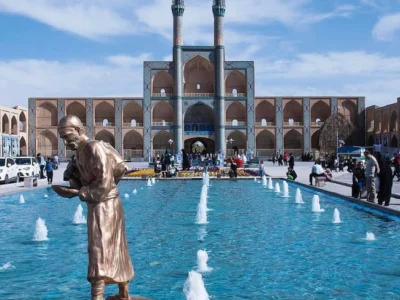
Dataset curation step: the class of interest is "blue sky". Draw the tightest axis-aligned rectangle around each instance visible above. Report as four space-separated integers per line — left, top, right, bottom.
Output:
1 0 400 107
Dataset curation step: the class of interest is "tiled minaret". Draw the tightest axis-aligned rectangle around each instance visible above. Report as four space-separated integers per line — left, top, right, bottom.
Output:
213 0 226 153
172 0 185 153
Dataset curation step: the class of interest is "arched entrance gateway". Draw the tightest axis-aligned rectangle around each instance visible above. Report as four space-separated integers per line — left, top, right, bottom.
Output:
184 103 215 154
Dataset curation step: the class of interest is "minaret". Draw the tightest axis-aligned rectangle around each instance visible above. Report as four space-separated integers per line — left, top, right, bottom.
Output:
172 0 184 153
213 0 226 154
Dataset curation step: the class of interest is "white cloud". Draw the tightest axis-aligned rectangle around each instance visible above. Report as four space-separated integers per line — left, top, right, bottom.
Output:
107 53 152 67
372 12 400 41
0 0 138 39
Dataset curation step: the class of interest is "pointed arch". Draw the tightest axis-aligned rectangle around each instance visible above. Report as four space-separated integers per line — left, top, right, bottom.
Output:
67 101 86 125
390 111 398 132
341 100 358 126
11 116 18 135
153 131 173 151
226 130 246 154
256 130 275 150
256 101 275 125
37 130 58 157
284 129 303 150
152 71 174 95
95 130 115 148
183 55 215 94
19 111 27 132
20 136 27 156
123 130 144 159
311 101 330 123
283 100 303 124
123 102 143 126
152 102 174 125
226 102 246 125
382 112 389 133
95 101 114 126
2 114 9 134
37 101 58 126
225 71 246 95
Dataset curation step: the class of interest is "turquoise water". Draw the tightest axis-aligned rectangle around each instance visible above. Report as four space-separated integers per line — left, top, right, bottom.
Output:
1 180 400 299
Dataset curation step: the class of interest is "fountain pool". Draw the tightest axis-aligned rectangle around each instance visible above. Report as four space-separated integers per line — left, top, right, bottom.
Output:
1 181 400 299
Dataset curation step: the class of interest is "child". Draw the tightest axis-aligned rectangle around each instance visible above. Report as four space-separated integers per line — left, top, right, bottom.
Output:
45 157 54 184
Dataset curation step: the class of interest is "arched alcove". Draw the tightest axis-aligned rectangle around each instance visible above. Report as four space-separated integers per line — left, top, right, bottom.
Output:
20 136 27 156
124 102 143 126
382 112 389 133
256 101 275 125
391 135 398 148
152 102 174 125
152 71 173 95
284 129 303 150
225 71 246 95
283 100 303 124
341 100 358 126
256 130 275 151
226 131 246 156
67 102 86 125
2 114 9 134
37 102 58 127
19 111 27 132
95 102 115 126
95 130 115 148
390 111 398 132
11 116 18 135
123 130 144 159
37 130 58 157
184 103 214 132
153 131 173 151
183 56 214 94
226 102 246 125
311 101 330 124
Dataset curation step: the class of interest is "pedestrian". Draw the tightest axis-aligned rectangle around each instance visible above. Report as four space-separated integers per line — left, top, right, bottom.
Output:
377 154 393 206
45 157 54 184
259 160 264 177
364 150 380 203
289 153 295 169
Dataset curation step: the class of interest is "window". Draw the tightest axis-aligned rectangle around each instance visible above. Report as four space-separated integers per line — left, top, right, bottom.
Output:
261 119 267 126
161 89 166 97
232 89 238 97
197 84 201 90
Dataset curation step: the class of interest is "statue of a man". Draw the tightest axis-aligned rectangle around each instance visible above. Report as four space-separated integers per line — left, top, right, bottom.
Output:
52 115 134 300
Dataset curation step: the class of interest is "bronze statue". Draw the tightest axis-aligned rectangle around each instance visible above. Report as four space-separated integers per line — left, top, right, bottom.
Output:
52 115 143 300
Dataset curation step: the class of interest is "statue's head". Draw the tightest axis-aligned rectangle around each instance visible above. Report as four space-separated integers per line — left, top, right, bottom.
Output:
58 115 86 150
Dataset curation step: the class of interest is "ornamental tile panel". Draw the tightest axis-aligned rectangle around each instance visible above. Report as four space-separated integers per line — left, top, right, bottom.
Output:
57 99 65 157
28 98 36 156
303 97 311 153
86 99 94 139
115 98 123 155
275 98 283 153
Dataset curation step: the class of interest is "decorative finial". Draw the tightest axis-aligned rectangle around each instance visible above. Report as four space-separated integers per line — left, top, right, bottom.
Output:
213 0 226 17
172 0 185 16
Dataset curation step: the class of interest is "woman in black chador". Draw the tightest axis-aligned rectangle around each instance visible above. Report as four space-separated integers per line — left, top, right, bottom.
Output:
182 149 191 170
377 154 393 206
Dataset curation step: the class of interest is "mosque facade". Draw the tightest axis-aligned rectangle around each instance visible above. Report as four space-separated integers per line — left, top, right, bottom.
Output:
28 0 366 160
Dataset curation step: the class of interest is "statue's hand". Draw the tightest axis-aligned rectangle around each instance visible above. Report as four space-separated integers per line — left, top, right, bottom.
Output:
52 185 80 198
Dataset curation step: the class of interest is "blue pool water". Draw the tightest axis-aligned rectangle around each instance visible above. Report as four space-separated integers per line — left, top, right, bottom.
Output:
1 180 400 299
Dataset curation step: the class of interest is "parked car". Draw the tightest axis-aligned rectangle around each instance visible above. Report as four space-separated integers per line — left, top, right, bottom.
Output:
14 156 40 179
0 157 19 184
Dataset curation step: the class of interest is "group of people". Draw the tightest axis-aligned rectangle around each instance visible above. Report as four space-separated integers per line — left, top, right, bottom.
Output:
36 153 59 184
271 152 296 167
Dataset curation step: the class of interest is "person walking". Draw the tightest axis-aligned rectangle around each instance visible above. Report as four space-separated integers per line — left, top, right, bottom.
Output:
364 150 380 203
37 153 46 179
289 153 295 169
377 154 393 206
45 157 54 184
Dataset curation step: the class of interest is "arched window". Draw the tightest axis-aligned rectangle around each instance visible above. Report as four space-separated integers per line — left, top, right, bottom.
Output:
232 89 238 97
103 119 109 127
130 119 137 127
232 119 238 126
261 119 267 126
289 118 294 126
160 89 166 97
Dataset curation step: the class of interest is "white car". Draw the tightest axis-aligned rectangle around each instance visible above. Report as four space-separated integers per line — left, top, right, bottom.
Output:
0 157 19 184
14 156 40 179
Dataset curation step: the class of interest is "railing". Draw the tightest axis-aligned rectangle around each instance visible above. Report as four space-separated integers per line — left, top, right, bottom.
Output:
256 149 276 157
183 93 214 97
225 93 246 97
226 149 246 157
152 121 174 126
95 122 115 126
123 122 143 127
185 131 214 136
283 122 303 126
255 122 275 126
152 93 173 97
310 122 324 127
124 149 144 160
226 121 246 126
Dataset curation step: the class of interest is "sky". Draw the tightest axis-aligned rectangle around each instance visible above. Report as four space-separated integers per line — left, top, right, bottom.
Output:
1 0 400 107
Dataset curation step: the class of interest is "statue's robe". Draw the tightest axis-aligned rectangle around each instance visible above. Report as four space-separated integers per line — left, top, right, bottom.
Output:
76 140 134 284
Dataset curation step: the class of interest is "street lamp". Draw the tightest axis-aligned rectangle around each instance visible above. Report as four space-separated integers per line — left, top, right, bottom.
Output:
168 139 174 149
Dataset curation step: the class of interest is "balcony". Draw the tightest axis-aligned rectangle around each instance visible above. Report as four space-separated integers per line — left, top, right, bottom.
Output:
184 123 214 136
124 149 144 160
310 122 324 127
123 122 143 127
152 93 173 97
225 93 246 98
183 93 214 97
256 149 276 157
95 122 115 127
152 121 174 126
283 121 303 126
226 120 246 126
255 121 275 127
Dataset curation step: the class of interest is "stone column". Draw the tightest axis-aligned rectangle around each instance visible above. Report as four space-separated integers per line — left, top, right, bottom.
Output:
275 97 283 154
115 98 123 155
174 47 183 153
86 99 94 139
331 97 338 115
303 97 311 153
28 98 36 157
57 99 65 158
